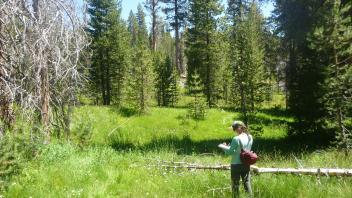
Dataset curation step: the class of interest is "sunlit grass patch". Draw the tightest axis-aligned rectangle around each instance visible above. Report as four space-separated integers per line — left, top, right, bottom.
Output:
4 105 351 198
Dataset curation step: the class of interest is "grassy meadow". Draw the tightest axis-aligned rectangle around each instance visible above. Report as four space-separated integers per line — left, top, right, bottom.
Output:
2 97 352 198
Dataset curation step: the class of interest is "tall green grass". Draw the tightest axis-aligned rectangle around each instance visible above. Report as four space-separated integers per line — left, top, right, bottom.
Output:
5 144 352 198
3 105 352 197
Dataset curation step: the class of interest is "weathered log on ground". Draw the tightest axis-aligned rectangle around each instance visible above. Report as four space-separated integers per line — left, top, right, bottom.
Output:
147 163 352 177
148 164 231 170
250 166 352 177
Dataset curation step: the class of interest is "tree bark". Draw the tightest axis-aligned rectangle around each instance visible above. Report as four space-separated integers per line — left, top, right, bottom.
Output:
148 163 352 177
152 0 158 51
106 50 111 105
0 18 15 134
206 12 211 107
0 66 14 134
33 0 50 141
100 51 107 105
40 65 50 140
174 0 183 74
250 87 255 112
240 81 248 125
334 47 347 155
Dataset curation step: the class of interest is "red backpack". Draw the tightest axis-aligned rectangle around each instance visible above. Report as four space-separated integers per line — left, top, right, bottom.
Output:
239 135 258 165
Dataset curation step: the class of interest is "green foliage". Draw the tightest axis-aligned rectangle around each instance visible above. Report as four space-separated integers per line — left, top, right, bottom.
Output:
186 0 223 107
136 3 149 46
262 27 285 91
161 0 188 30
3 0 352 197
228 1 270 124
274 0 327 133
0 134 38 191
70 117 93 148
216 17 233 106
87 0 130 106
154 53 179 107
157 25 176 66
127 10 139 46
161 0 188 73
309 0 352 152
3 105 352 197
125 46 154 114
187 73 207 120
125 8 155 114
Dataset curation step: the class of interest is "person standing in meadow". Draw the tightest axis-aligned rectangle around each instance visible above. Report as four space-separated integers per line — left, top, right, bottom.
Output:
220 121 253 197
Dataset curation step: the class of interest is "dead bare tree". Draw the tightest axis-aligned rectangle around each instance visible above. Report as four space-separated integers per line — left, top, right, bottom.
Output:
0 0 88 141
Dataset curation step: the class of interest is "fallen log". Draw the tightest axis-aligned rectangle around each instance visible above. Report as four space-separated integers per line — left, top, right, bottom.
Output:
148 164 231 170
147 163 352 177
250 166 352 177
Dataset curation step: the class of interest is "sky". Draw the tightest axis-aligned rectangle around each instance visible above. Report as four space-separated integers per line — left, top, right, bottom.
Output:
121 0 275 21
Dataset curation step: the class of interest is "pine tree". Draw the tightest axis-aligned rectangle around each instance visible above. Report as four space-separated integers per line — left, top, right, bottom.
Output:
186 0 223 107
87 0 129 106
227 0 250 20
161 0 188 74
128 10 139 47
246 3 269 111
310 0 352 153
125 46 154 113
228 0 268 124
217 15 232 105
145 0 161 51
154 53 179 106
136 4 149 46
157 22 176 65
125 5 155 114
262 25 284 93
274 0 327 133
187 72 207 120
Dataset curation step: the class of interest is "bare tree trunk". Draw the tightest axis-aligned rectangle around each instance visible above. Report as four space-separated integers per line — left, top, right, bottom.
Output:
174 0 183 74
334 47 347 156
179 31 185 74
240 82 248 125
33 0 50 141
0 18 14 134
0 68 14 134
106 50 111 105
151 0 158 51
250 87 254 112
206 23 211 107
100 51 107 105
140 71 145 112
40 66 50 140
63 104 73 140
1 0 87 139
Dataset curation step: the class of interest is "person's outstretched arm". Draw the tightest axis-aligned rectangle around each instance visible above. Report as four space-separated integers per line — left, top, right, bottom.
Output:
224 138 239 155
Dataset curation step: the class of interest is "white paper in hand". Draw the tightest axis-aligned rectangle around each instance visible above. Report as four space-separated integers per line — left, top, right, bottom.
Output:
218 144 230 150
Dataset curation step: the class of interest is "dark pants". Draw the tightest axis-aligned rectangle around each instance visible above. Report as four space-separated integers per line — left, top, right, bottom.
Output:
231 164 252 197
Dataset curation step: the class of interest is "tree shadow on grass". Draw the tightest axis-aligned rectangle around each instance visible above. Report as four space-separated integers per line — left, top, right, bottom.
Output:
108 106 333 155
110 131 335 156
257 107 291 119
108 106 138 117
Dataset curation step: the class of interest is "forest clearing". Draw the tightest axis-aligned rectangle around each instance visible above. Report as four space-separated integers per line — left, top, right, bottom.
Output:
0 0 351 197
2 102 352 197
